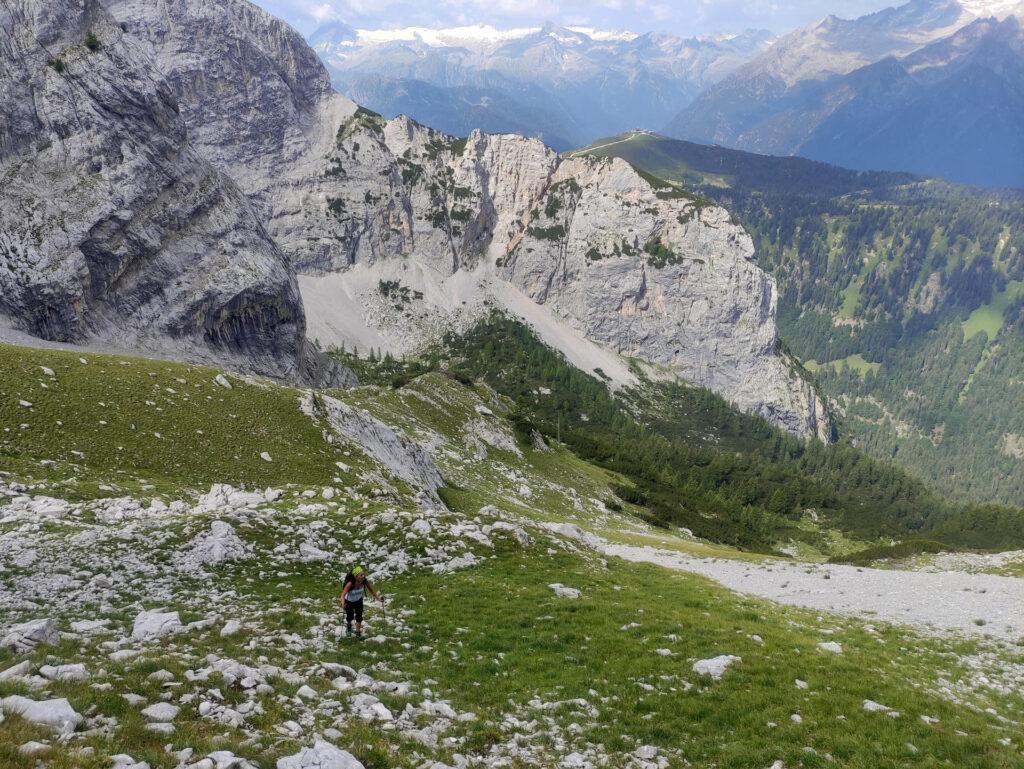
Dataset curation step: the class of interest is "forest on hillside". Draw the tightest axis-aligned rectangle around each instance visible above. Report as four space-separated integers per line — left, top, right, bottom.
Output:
582 133 1024 507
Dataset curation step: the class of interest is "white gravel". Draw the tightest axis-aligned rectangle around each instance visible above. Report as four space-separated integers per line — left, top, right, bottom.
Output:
603 543 1024 640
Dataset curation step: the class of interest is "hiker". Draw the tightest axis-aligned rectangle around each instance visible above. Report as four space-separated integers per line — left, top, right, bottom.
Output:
340 566 383 638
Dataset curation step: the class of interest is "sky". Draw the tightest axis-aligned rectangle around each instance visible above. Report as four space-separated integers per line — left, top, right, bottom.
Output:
255 0 904 37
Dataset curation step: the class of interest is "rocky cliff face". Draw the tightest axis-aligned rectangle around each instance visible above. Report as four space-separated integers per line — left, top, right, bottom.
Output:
0 0 351 385
499 156 832 440
96 0 831 440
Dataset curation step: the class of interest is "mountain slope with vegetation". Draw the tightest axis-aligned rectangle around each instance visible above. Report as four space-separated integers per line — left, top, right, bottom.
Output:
2 338 1024 768
577 132 1024 507
331 314 1024 554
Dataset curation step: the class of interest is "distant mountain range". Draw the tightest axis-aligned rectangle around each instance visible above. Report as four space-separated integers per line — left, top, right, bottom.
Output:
308 22 773 151
667 0 1024 187
304 0 1024 188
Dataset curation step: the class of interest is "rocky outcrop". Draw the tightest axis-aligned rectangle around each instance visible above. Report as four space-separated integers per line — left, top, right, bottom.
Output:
0 0 350 385
308 393 445 495
103 0 361 271
98 0 830 439
500 156 833 441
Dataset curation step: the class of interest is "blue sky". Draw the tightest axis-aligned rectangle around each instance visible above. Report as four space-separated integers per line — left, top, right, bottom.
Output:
255 0 903 36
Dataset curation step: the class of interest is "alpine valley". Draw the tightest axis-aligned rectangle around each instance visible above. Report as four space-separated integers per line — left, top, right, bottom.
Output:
0 1 1023 768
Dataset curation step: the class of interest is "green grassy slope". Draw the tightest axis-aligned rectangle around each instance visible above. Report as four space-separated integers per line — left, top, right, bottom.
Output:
1 340 1023 768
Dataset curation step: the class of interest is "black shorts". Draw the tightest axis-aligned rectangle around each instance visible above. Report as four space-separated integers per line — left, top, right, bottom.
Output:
344 599 364 623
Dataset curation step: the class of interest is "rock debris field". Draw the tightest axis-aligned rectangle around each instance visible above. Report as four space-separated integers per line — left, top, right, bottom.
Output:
604 543 1024 641
0 479 666 769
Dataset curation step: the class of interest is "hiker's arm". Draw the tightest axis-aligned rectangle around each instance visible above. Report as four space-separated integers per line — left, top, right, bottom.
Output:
340 583 350 606
368 581 383 602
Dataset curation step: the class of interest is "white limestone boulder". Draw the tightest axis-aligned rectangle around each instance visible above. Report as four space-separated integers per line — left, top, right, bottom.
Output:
692 655 741 680
132 610 183 640
1 618 58 651
277 740 365 769
1 696 82 735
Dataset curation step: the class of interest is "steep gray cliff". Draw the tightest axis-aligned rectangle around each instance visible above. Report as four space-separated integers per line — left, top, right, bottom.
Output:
0 0 351 385
98 0 831 440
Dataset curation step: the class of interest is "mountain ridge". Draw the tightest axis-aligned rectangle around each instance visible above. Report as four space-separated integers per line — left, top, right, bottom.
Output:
667 0 1024 187
310 20 772 150
0 0 350 388
0 0 832 440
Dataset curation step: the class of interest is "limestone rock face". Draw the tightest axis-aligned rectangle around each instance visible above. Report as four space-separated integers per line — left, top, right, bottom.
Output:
500 156 833 441
0 0 350 386
96 0 830 439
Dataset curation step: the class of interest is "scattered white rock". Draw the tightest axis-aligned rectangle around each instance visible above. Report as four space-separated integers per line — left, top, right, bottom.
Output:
183 520 250 569
70 619 110 633
350 693 394 721
1 618 58 651
221 619 243 637
260 452 273 463
0 696 82 735
549 584 581 599
141 702 180 722
214 374 233 390
277 740 365 769
39 663 89 682
863 700 899 717
0 661 32 681
208 750 259 769
19 741 49 755
693 655 741 680
817 642 843 655
132 610 183 640
298 542 333 562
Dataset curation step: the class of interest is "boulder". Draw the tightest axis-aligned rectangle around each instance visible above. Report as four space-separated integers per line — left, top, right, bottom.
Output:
183 521 249 569
350 693 394 721
0 660 32 681
298 542 333 562
692 655 741 680
1 618 59 651
277 740 365 769
1 696 82 735
209 750 259 769
548 584 581 599
39 663 89 682
221 620 243 637
141 702 179 721
132 610 183 640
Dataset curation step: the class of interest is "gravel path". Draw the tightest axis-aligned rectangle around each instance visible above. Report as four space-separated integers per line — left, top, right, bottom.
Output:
604 543 1024 640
